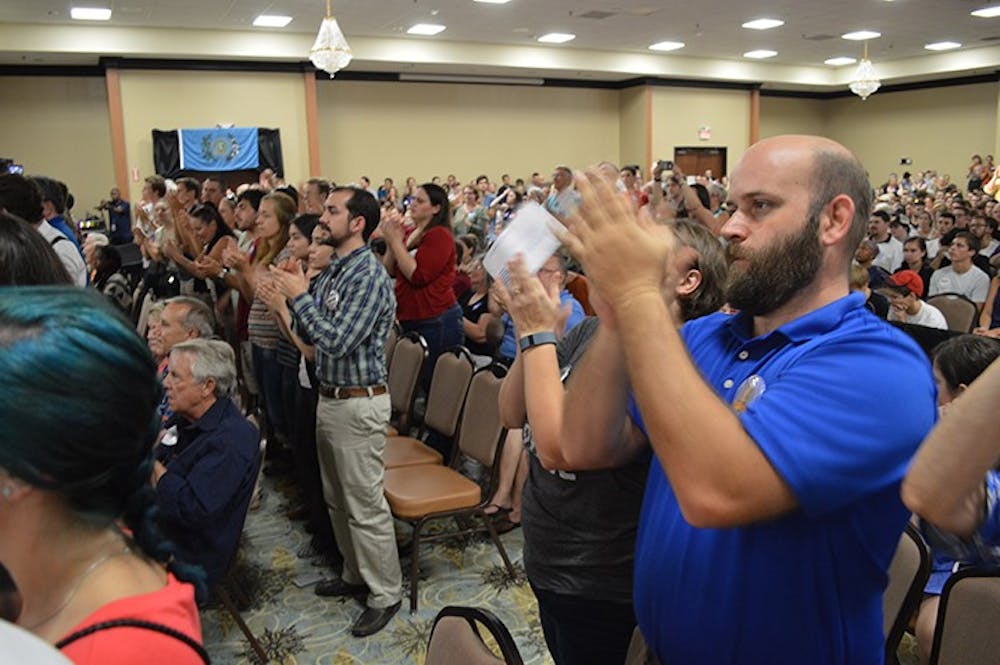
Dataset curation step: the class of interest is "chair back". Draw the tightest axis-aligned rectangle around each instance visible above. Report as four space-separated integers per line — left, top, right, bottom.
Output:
883 522 930 662
384 323 400 375
423 346 475 438
929 568 1000 665
455 364 507 468
388 331 427 431
926 293 979 332
426 606 524 665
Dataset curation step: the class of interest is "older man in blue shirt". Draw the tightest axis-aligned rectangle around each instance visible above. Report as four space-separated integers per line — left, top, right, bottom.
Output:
154 338 260 595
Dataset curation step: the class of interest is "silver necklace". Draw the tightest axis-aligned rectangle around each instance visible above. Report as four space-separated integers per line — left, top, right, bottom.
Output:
24 545 131 631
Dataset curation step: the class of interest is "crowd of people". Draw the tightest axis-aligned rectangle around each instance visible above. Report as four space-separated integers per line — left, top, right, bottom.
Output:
1 140 1000 665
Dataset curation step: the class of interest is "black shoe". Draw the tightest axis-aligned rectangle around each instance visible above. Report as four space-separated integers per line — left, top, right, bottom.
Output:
314 577 368 597
351 602 401 637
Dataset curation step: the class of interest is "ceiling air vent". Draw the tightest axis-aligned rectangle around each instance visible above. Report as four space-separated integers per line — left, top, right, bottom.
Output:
980 35 1000 42
802 34 835 41
577 10 616 19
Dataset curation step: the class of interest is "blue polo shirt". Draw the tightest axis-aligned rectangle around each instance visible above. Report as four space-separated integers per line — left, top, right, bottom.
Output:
629 292 936 665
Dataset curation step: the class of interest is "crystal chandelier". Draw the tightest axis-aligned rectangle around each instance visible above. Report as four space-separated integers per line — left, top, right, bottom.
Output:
310 0 352 78
848 42 880 100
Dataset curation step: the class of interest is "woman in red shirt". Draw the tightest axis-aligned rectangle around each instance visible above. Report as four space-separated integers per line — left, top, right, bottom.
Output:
382 183 463 390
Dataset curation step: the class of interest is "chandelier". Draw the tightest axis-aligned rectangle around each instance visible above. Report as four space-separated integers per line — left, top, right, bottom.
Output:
848 42 880 100
310 0 352 77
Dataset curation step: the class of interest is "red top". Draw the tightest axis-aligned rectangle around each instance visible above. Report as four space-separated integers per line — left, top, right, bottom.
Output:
59 574 203 665
394 225 457 321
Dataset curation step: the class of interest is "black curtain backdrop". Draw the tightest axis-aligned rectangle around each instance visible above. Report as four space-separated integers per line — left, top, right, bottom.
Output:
151 128 284 179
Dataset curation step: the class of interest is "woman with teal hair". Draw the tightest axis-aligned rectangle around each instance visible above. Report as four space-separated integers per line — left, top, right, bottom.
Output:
0 287 207 664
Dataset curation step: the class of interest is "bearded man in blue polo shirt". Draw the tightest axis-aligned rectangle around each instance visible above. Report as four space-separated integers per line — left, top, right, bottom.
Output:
559 135 936 665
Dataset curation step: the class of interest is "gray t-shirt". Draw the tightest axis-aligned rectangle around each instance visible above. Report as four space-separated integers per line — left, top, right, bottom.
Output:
520 316 650 603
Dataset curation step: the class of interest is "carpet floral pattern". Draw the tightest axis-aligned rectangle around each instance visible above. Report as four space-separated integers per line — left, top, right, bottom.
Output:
201 475 553 664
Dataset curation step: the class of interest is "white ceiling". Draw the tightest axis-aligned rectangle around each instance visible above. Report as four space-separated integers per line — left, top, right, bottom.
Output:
2 0 1000 90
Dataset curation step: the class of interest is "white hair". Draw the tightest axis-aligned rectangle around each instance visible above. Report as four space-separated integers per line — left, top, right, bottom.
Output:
171 339 237 400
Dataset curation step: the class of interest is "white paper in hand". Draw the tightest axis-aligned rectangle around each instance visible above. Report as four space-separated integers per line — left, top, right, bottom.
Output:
484 202 564 285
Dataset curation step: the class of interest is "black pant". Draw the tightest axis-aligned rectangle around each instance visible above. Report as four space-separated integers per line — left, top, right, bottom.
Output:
294 380 337 553
531 582 636 665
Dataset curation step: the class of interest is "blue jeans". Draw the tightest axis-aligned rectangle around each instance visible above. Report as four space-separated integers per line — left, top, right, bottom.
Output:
400 303 464 392
252 344 286 444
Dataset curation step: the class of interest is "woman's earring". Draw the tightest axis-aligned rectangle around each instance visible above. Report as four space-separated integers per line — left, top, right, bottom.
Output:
1 486 12 500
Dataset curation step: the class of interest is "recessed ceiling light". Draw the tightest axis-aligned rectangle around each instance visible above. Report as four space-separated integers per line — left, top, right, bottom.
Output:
743 49 777 59
70 7 111 21
824 56 857 66
537 32 576 44
742 18 784 30
649 41 685 52
972 6 1000 18
474 0 512 3
408 23 447 35
252 14 292 28
925 41 961 51
842 30 882 40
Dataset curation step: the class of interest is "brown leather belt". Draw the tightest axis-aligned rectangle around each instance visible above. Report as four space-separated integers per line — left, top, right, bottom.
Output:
318 384 388 399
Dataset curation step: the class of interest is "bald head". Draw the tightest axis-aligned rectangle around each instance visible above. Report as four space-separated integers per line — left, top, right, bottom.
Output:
734 135 871 249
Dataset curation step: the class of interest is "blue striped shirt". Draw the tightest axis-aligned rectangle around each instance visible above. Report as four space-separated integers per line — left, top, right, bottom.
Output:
289 245 395 388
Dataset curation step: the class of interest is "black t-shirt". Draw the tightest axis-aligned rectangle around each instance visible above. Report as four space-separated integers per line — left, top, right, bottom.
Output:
520 316 650 603
459 290 497 357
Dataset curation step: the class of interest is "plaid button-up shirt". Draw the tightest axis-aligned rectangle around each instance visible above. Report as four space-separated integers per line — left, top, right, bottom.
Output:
290 245 395 388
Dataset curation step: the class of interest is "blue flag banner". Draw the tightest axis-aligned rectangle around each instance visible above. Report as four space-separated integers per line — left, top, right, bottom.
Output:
179 127 260 171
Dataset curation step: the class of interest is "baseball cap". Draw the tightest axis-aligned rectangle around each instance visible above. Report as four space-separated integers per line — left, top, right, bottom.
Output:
886 270 924 298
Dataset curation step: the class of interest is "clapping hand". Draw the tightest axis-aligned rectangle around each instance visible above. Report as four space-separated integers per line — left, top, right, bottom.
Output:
493 255 568 337
269 261 309 300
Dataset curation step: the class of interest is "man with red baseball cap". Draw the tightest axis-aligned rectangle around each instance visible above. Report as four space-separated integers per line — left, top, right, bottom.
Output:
883 270 949 329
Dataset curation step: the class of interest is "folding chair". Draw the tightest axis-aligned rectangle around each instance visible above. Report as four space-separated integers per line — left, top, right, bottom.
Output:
385 331 427 437
426 605 524 665
383 363 517 611
385 346 475 469
883 522 930 665
926 293 979 332
928 567 1000 665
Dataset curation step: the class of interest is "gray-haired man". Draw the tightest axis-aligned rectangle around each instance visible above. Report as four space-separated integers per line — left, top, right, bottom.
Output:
153 338 260 592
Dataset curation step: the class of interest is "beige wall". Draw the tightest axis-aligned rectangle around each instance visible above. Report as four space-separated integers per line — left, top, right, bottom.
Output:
618 86 648 171
759 96 829 139
0 76 114 216
117 70 310 203
650 87 751 175
316 80 620 185
823 83 997 188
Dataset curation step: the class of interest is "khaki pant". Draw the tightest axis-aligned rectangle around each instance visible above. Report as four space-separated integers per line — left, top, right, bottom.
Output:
315 392 401 608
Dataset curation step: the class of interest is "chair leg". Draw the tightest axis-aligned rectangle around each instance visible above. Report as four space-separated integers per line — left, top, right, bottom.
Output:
409 518 425 613
217 585 268 663
480 510 516 577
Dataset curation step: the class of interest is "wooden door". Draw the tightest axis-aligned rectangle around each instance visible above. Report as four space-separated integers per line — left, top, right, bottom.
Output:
674 147 727 180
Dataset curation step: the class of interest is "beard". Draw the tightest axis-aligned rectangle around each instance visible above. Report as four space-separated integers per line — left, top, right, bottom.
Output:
724 214 823 316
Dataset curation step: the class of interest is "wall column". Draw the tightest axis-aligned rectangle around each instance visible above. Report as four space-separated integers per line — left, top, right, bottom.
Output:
105 64 129 197
749 88 760 146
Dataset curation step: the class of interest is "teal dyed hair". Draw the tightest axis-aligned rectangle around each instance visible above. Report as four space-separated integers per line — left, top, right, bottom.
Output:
0 286 206 597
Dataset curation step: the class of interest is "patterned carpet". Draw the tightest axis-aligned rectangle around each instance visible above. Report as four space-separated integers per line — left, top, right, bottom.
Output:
201 473 552 664
200 475 923 665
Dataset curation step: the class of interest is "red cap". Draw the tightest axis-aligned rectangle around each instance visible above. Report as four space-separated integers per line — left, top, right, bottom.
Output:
887 270 924 297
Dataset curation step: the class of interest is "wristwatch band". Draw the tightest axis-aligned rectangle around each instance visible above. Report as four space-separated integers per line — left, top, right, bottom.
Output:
519 331 558 353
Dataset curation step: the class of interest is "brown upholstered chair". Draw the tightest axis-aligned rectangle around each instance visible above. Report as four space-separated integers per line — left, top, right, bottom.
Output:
926 293 979 332
928 567 1000 665
425 606 524 665
383 363 517 611
385 346 475 470
385 331 427 437
384 322 400 376
883 522 930 665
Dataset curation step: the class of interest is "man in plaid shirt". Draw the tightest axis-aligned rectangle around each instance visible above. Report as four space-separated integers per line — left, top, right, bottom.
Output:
271 186 402 637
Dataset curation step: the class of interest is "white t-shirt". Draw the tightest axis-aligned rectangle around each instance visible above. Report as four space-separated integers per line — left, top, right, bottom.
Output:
888 301 948 330
873 237 904 273
36 220 87 286
928 265 991 303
